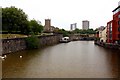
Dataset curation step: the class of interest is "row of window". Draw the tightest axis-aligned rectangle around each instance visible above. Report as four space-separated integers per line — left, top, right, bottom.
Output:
106 34 120 39
118 34 120 38
118 27 120 32
118 12 120 38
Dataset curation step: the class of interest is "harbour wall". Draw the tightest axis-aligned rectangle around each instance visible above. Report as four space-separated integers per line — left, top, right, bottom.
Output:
2 34 62 55
94 40 120 50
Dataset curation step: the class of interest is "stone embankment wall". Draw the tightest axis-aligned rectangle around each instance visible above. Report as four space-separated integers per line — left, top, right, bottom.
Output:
94 41 120 50
69 34 82 41
69 34 95 41
2 34 62 55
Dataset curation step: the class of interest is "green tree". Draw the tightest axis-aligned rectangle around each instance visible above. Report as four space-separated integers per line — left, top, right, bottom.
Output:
73 28 80 33
87 29 96 34
58 29 69 37
79 29 96 34
2 6 29 34
29 20 43 34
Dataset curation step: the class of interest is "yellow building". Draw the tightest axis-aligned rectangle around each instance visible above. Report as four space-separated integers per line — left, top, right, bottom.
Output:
100 27 107 42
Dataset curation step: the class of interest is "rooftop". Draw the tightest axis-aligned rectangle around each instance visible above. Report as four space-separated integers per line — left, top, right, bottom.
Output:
112 5 120 12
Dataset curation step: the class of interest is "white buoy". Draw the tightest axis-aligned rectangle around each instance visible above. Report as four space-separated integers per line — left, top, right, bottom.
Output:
20 56 22 58
4 55 7 58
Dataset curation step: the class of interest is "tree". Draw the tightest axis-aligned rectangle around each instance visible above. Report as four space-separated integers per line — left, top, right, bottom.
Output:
73 28 80 33
87 29 96 34
29 20 43 34
78 29 96 34
2 6 29 34
58 29 69 37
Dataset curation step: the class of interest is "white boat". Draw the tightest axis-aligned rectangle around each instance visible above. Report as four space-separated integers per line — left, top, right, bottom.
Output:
60 37 70 43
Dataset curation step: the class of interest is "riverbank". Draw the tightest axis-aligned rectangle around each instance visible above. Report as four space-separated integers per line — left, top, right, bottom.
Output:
2 33 96 55
2 34 62 55
94 41 120 50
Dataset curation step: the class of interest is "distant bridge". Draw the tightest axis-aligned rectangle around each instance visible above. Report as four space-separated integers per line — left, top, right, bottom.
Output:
69 34 95 41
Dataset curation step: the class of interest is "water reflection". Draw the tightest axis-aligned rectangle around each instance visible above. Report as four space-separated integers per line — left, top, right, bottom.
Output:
2 41 119 78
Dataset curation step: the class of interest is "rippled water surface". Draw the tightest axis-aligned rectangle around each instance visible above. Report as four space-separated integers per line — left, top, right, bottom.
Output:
2 41 119 78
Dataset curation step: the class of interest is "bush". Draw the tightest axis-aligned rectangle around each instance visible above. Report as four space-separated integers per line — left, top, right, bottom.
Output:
26 34 40 49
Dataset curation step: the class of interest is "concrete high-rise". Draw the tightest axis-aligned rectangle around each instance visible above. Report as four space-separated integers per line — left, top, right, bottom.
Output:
70 24 73 31
82 20 89 30
70 23 77 31
74 23 77 29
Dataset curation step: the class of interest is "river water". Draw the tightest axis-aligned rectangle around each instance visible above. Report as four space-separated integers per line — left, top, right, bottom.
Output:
2 41 119 78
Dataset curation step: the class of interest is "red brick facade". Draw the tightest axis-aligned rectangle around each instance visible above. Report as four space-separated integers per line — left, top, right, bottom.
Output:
106 6 120 44
113 11 120 43
95 31 99 38
107 20 113 43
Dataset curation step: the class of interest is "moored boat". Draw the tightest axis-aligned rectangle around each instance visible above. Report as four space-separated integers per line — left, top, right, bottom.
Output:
60 37 70 43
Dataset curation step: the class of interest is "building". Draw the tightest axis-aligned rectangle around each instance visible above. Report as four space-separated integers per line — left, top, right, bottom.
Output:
44 19 57 32
70 24 73 31
100 27 107 42
74 23 77 29
106 20 113 43
95 31 99 38
98 26 105 39
82 20 89 30
44 19 51 32
51 26 55 32
95 26 105 39
107 2 120 44
70 23 77 31
112 3 120 44
98 26 105 31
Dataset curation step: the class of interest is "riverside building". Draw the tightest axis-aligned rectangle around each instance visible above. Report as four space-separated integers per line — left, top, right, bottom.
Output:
107 2 120 44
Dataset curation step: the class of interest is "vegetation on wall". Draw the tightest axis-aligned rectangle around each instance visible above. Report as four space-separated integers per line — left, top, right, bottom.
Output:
25 34 40 49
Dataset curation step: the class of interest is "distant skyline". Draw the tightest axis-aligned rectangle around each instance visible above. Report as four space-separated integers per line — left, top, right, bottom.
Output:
1 0 120 30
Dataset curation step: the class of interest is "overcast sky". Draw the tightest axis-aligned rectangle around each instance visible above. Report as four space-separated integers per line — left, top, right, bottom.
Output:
1 0 120 30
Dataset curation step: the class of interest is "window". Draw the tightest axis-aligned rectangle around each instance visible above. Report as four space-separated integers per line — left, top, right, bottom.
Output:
118 34 120 38
118 21 120 25
118 27 120 32
110 23 112 31
109 34 112 40
118 14 120 18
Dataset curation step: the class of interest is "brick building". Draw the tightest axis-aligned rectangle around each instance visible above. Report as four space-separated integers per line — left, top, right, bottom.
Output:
107 2 120 44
